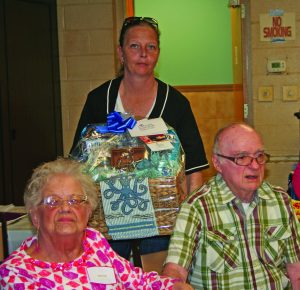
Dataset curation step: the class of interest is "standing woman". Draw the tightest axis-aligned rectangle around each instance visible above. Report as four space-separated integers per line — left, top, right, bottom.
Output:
70 17 209 267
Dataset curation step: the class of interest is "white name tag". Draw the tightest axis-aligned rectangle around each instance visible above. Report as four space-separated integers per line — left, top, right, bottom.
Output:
128 117 168 137
87 267 116 284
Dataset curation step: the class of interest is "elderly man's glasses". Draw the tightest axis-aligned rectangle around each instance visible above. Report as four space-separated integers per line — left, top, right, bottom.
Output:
40 195 88 208
122 17 158 30
216 152 270 166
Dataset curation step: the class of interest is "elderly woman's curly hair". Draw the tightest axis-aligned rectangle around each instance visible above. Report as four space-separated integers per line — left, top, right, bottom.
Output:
24 158 99 212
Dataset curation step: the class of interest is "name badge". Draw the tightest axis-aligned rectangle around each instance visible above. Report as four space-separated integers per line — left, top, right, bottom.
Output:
87 267 116 284
128 117 168 137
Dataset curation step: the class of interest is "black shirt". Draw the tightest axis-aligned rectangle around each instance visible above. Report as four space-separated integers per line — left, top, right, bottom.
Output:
71 77 209 174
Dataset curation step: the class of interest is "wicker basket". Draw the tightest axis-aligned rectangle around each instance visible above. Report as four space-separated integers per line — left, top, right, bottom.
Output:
76 122 186 239
89 173 185 240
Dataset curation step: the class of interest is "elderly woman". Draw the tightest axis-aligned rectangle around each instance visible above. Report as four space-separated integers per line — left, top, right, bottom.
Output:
0 158 192 289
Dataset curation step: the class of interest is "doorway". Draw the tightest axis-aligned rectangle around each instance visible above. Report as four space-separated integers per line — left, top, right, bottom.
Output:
0 0 62 205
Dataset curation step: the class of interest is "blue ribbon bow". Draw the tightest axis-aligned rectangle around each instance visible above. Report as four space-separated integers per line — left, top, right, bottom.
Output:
82 111 136 136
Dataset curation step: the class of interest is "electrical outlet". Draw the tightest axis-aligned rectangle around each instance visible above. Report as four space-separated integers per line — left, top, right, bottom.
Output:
282 86 298 101
258 86 273 102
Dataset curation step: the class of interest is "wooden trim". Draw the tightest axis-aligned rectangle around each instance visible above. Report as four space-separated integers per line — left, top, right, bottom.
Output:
126 0 134 17
174 84 242 92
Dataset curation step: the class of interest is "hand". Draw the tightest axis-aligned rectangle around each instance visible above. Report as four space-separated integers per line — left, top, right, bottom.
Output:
172 281 194 290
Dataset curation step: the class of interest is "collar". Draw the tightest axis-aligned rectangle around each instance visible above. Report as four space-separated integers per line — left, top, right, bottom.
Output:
106 77 169 118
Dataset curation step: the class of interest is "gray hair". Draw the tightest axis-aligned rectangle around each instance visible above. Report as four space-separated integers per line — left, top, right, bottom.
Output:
24 158 99 212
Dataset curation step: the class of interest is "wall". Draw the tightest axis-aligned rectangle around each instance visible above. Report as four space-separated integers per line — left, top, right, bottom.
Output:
134 0 233 86
250 1 300 188
57 0 119 155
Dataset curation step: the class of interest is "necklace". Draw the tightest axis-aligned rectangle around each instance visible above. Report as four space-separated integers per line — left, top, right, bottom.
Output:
120 80 157 117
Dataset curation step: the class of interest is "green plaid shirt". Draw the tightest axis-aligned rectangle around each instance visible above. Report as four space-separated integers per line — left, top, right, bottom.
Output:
166 174 300 289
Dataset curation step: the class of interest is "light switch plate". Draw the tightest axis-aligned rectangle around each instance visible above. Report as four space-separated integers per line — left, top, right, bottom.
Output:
282 86 298 101
258 86 273 102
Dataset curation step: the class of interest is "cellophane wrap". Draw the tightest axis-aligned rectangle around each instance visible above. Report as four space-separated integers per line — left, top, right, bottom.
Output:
70 121 185 240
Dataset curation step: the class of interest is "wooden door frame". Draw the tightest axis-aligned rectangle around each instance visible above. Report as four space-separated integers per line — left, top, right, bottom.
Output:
240 0 253 124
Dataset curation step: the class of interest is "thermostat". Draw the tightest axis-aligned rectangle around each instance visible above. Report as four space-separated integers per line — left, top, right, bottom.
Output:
267 59 286 73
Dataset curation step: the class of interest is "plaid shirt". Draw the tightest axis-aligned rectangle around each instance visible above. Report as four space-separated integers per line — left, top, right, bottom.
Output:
166 174 300 289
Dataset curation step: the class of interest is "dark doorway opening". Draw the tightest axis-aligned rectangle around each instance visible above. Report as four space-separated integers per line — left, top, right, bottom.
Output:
0 0 62 205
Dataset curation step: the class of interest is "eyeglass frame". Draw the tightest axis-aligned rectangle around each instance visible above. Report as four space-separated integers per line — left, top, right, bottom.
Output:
119 16 160 47
215 152 270 166
122 17 158 30
39 194 88 208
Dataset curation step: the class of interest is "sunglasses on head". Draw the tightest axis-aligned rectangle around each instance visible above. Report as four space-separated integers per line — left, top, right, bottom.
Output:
122 17 158 30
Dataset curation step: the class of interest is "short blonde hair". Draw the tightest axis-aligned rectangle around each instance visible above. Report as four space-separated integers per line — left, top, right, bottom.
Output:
24 158 99 212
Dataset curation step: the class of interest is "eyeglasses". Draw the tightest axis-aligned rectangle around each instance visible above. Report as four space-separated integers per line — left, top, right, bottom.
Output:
122 17 158 30
216 152 270 166
40 195 88 208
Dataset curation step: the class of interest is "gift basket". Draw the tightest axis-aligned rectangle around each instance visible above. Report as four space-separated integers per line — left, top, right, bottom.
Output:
71 112 185 240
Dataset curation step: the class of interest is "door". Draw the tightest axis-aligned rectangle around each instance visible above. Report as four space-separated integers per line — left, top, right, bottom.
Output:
0 0 62 205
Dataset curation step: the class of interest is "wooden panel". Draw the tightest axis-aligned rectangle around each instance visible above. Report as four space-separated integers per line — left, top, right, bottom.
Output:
177 87 244 182
126 0 134 16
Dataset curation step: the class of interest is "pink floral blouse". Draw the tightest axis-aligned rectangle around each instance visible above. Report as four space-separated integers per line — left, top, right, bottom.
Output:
0 227 176 289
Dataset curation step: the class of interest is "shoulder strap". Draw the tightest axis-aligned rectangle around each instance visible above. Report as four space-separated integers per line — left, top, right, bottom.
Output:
159 84 169 117
106 80 113 114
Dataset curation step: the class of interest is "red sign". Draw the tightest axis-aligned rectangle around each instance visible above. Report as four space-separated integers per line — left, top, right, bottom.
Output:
260 13 295 42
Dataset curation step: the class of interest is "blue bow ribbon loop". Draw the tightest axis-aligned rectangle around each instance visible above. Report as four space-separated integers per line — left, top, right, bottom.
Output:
86 111 136 135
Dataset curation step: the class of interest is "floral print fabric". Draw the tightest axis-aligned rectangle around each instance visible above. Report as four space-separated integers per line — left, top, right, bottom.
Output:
0 227 175 289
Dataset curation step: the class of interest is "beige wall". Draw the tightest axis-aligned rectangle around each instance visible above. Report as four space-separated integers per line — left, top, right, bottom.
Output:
250 1 300 188
57 0 121 155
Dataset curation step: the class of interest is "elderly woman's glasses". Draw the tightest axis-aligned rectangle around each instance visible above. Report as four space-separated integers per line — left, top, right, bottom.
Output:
40 195 88 208
122 17 158 30
216 152 270 166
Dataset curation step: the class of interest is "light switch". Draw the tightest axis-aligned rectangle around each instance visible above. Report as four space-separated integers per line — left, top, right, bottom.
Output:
258 86 273 102
282 86 298 101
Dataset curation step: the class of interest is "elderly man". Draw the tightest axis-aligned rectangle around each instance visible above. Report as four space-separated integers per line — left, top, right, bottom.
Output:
163 123 300 289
